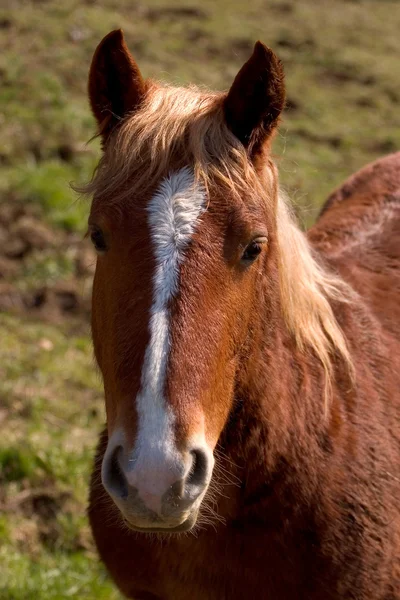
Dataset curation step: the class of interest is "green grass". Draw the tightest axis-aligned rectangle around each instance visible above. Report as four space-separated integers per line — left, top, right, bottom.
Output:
0 549 119 600
1 0 399 226
0 0 399 597
4 160 96 232
0 314 122 599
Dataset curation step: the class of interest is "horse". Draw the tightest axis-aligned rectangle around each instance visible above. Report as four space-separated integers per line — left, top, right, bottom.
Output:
81 29 400 599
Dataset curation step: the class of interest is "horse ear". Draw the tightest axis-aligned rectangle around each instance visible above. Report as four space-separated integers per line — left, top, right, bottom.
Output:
88 29 145 141
224 42 285 156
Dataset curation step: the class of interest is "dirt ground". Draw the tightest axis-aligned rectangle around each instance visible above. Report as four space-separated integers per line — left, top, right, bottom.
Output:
0 199 94 327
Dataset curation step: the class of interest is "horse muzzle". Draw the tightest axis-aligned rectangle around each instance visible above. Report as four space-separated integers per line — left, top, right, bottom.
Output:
101 431 214 532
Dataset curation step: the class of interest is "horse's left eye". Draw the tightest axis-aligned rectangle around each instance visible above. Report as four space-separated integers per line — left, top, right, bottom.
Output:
241 238 266 263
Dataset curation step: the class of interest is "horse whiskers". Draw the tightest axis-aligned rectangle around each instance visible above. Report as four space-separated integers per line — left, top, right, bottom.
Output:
214 446 242 472
212 456 242 489
200 504 226 525
213 470 241 489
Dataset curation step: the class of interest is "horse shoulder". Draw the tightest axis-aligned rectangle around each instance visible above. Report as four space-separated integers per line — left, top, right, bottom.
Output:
317 151 400 219
308 152 400 334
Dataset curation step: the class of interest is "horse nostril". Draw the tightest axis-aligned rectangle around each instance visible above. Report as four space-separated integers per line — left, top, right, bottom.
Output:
187 448 209 487
103 445 129 500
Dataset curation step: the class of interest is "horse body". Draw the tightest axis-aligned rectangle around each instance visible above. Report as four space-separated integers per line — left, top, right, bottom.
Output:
83 30 400 599
88 152 400 600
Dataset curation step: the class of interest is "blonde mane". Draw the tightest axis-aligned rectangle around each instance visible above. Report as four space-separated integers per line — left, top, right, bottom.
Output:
80 82 354 399
276 193 354 400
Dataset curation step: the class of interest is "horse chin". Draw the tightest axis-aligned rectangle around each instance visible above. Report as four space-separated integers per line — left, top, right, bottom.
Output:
122 511 199 534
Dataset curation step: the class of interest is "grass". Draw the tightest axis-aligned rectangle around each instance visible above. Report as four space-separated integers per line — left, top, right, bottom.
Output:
0 314 122 599
0 0 399 597
1 0 399 226
0 550 117 600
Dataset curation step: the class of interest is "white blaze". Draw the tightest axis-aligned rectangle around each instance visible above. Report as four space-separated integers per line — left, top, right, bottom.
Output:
127 168 206 496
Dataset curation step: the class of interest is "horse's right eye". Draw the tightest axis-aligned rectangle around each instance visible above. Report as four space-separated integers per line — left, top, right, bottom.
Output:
90 227 108 253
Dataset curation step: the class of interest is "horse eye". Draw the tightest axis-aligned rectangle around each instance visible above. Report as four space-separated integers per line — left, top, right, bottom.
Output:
241 238 267 263
90 227 107 253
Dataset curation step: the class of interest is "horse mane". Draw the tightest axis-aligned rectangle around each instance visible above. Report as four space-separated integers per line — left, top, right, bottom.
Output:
79 82 354 399
276 193 354 399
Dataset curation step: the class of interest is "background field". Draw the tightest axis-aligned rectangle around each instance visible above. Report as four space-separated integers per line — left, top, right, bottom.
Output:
0 0 399 598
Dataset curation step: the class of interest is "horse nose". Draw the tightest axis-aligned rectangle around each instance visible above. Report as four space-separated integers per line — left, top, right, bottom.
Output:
101 441 212 526
102 445 129 500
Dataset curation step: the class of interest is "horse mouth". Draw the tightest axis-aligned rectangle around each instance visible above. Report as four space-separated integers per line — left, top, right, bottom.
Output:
123 511 198 534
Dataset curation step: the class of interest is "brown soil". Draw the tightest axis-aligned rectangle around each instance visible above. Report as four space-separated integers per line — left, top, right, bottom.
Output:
0 482 92 555
0 200 95 327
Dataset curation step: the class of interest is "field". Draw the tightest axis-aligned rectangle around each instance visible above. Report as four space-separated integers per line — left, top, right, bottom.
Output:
0 0 399 598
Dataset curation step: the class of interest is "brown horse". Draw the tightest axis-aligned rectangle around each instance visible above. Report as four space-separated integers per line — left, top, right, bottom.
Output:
82 30 400 600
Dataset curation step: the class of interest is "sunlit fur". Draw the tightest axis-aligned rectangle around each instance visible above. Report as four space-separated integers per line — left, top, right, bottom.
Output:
79 83 353 399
